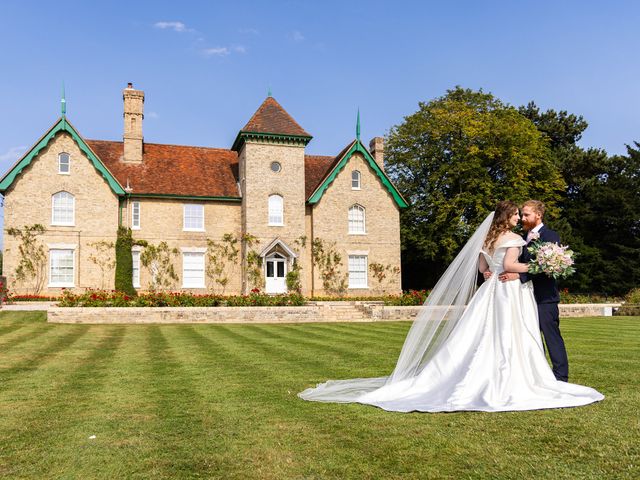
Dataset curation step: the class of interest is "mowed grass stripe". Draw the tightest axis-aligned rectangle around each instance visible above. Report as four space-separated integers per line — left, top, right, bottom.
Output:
0 324 91 386
0 325 125 478
141 325 235 478
172 325 380 479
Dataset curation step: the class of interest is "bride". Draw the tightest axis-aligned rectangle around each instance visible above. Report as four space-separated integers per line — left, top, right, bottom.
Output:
299 201 604 412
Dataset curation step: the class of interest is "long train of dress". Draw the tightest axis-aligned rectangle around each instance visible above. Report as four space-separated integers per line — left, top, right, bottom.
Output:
299 239 604 412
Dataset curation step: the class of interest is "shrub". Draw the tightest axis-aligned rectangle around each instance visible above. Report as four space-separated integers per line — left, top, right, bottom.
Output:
114 227 136 296
624 287 640 304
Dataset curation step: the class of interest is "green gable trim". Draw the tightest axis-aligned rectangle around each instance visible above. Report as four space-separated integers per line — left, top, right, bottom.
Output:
131 193 242 202
307 140 409 208
231 130 312 151
0 117 125 195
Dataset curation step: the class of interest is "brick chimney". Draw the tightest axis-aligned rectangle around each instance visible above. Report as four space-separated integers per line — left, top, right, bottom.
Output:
123 82 144 163
369 137 384 171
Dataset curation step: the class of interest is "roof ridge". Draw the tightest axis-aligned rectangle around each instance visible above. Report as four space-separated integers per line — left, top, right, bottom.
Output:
85 139 236 153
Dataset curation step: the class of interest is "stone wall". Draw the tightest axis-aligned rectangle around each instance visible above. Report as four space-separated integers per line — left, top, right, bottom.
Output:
3 132 119 295
125 198 242 294
45 302 623 324
240 141 309 293
309 152 402 296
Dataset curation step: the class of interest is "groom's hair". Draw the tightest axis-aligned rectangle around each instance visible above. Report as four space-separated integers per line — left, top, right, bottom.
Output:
522 200 545 218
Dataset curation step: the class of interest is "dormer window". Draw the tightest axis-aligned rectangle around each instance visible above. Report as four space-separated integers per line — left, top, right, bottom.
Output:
58 153 70 174
352 170 361 189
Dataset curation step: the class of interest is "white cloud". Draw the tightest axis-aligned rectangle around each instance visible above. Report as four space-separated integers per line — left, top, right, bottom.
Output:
202 47 230 57
154 21 191 33
232 45 247 54
291 30 305 42
0 146 26 163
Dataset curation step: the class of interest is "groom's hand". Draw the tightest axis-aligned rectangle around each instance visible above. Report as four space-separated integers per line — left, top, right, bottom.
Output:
499 272 520 282
483 271 492 280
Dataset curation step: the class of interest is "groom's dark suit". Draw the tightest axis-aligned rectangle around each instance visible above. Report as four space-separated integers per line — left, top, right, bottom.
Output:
519 225 569 382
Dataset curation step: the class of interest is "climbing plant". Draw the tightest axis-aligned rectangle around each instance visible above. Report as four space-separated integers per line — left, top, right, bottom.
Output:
140 241 179 291
88 240 116 290
6 224 47 295
311 238 347 296
205 233 240 294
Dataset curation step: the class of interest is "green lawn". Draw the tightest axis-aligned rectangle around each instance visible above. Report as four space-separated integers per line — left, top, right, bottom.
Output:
0 312 638 479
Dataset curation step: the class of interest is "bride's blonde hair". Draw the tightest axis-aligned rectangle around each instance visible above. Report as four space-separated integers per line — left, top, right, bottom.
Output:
484 201 519 252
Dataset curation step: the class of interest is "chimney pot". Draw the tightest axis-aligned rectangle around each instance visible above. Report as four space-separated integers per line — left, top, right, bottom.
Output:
122 84 144 163
369 137 385 172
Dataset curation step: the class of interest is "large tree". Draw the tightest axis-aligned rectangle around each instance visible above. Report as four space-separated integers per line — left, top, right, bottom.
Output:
520 103 640 295
386 87 565 288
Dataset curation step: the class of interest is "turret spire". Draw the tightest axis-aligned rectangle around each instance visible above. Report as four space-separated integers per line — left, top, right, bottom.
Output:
61 82 66 117
356 108 361 141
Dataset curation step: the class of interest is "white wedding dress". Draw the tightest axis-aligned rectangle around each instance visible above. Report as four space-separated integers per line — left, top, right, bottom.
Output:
299 231 604 412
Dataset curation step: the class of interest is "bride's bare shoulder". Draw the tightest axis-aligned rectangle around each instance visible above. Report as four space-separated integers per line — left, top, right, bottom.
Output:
495 232 523 248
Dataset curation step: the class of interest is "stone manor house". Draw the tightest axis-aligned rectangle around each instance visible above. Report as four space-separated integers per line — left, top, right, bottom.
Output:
0 84 407 297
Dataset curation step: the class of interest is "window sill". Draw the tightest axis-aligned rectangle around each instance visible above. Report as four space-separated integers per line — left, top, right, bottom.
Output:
183 228 206 232
58 172 70 175
51 223 75 227
182 285 206 289
352 187 361 191
132 226 141 230
348 232 367 235
48 283 75 288
348 285 369 289
268 223 285 227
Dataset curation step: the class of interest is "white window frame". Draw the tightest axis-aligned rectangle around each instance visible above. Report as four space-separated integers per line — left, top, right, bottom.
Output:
183 204 205 231
348 254 368 289
268 194 284 226
131 201 141 230
58 152 70 175
348 204 366 235
182 250 206 289
352 170 361 190
51 191 75 226
48 246 76 288
132 249 141 288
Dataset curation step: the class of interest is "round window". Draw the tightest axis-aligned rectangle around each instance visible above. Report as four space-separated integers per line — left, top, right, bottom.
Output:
270 162 282 173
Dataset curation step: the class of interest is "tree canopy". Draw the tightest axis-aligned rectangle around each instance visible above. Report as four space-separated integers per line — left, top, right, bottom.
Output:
387 87 639 295
386 87 565 287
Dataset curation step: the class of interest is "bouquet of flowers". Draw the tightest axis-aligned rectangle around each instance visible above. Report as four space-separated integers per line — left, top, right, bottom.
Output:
527 241 576 279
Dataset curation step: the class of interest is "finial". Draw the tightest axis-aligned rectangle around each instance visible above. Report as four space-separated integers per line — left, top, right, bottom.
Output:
268 86 272 97
356 108 361 141
61 81 66 117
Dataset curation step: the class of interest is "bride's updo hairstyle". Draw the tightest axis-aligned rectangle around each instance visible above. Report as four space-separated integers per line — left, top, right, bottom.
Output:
484 200 519 252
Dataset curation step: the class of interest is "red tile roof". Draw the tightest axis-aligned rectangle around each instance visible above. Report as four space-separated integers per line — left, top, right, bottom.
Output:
86 140 240 198
241 97 311 137
304 155 339 199
86 139 340 201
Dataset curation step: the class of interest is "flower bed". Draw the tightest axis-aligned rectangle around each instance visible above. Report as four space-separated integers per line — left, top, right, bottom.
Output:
310 290 430 306
58 290 306 307
6 294 59 302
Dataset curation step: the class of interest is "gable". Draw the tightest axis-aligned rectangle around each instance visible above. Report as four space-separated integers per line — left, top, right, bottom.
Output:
306 140 408 208
0 117 125 195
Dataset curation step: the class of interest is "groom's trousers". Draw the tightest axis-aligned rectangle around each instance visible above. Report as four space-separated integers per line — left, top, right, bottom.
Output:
538 303 569 382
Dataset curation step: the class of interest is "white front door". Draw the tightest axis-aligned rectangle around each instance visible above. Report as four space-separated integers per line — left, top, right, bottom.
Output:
265 255 287 294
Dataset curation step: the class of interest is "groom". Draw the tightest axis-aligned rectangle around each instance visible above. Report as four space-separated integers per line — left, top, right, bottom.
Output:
499 200 569 382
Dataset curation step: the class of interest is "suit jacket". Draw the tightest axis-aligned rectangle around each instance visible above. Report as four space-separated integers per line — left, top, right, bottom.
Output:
519 225 561 304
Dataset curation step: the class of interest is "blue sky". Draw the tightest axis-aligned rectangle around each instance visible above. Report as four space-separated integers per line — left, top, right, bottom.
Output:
1 0 639 241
